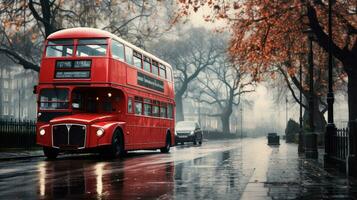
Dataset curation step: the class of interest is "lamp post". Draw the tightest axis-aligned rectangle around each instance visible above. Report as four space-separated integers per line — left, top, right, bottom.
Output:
325 0 336 163
286 96 288 126
240 106 243 139
307 29 315 133
298 62 304 154
304 28 318 159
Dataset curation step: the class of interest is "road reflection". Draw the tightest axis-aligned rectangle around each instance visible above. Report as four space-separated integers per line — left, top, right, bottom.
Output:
36 155 174 199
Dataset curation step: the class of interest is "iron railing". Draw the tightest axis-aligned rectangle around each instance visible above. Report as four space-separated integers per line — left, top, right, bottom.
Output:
0 119 37 149
330 128 349 162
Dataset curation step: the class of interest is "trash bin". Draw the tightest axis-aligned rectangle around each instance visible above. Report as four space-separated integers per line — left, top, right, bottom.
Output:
305 133 318 159
267 133 280 145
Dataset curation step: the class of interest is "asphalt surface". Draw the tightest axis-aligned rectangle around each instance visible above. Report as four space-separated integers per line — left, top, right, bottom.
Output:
0 138 356 200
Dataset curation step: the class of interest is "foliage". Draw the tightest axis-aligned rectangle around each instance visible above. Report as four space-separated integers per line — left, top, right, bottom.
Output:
177 0 357 120
285 119 300 143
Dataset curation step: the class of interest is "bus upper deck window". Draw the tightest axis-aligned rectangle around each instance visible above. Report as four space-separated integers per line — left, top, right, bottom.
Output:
143 56 151 72
159 64 166 79
46 39 74 57
152 60 159 76
125 46 133 64
76 39 107 57
133 51 142 69
111 40 125 61
167 67 172 81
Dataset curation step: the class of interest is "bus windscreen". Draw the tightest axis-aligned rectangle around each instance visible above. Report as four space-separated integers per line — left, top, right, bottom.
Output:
39 88 69 110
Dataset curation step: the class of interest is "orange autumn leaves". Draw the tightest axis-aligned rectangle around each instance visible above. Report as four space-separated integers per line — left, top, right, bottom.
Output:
176 0 353 84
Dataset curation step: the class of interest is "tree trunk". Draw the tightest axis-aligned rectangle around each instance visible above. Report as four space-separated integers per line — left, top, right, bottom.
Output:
348 72 357 121
175 95 184 122
221 115 230 134
314 98 327 132
302 108 326 132
347 70 357 160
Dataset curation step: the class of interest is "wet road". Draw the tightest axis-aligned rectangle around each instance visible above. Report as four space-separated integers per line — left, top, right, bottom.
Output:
0 138 356 199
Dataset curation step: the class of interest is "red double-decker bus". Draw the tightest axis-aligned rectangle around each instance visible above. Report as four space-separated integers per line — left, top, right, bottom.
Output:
35 27 175 159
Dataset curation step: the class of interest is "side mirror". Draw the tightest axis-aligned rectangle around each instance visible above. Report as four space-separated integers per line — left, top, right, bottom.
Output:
33 85 37 94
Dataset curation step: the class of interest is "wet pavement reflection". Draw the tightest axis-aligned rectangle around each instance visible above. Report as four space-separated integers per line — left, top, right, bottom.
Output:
0 138 356 199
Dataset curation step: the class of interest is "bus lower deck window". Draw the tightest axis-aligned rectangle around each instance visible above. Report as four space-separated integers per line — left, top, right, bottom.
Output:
135 102 142 115
128 98 133 113
152 105 159 117
168 104 173 118
103 101 112 112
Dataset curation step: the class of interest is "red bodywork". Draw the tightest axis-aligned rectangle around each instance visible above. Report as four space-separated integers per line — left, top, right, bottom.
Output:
36 28 175 152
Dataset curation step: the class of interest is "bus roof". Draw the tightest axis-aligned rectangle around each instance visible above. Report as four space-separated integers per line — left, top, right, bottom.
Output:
47 27 172 69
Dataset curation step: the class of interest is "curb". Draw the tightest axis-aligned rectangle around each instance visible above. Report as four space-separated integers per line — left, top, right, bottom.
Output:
0 154 44 161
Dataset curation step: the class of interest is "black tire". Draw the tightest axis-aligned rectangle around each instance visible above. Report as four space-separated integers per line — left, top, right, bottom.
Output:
193 136 197 145
160 133 171 153
199 134 203 145
43 147 59 159
105 130 125 159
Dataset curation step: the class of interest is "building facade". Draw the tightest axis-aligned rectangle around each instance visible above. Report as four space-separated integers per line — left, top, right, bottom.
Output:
0 60 38 120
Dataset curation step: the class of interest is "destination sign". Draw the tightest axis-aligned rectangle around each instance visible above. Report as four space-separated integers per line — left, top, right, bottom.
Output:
56 60 91 69
137 72 164 92
55 60 91 79
55 71 90 79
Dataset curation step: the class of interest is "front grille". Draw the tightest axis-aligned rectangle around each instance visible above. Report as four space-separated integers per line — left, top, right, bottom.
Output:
176 132 190 136
52 124 86 149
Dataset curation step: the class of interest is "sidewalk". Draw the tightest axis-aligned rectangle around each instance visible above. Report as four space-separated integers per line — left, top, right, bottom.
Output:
0 149 43 161
240 138 357 199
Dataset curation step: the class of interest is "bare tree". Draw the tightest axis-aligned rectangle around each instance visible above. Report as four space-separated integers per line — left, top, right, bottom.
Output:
193 58 255 134
0 0 173 72
152 27 223 121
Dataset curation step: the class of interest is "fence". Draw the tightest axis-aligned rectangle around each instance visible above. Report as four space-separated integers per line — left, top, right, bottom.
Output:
330 128 349 162
0 119 37 149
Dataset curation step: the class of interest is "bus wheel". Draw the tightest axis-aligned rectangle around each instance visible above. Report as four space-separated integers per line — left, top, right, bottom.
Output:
160 133 171 153
107 130 125 158
43 147 59 159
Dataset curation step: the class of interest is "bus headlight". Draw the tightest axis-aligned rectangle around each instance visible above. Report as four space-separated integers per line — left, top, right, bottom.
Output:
190 131 194 135
39 129 46 136
96 128 104 137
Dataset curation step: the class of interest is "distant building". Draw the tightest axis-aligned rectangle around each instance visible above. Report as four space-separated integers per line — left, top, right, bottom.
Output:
0 57 38 120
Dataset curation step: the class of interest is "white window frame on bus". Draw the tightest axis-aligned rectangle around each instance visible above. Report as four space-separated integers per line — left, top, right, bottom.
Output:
134 96 143 115
45 39 74 57
152 60 159 76
159 64 166 79
133 51 143 69
125 46 133 65
128 97 133 113
111 40 125 61
143 56 151 73
76 38 108 57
